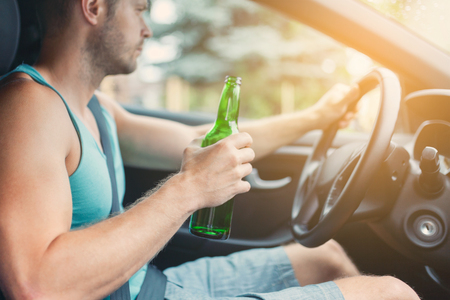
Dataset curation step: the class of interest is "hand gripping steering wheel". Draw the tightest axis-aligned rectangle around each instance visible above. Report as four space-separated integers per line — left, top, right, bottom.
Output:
291 68 402 247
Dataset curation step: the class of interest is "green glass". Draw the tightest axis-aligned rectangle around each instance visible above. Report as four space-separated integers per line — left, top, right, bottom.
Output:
189 76 242 240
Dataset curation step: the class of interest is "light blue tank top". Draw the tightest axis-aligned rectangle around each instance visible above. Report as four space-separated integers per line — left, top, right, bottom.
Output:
0 65 146 299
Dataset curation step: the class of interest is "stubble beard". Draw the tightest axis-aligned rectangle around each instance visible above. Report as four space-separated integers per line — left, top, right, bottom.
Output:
84 17 138 84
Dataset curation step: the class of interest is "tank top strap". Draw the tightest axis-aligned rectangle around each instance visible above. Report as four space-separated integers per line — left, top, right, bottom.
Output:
2 64 81 134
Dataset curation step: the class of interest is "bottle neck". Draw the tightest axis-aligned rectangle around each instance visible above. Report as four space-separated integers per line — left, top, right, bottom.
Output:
215 82 240 126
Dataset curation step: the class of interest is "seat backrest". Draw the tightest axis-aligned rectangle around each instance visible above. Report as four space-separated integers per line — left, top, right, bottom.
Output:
0 1 20 297
0 0 21 76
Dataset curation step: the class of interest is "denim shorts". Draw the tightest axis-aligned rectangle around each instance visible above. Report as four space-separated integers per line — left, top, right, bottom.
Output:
162 246 345 300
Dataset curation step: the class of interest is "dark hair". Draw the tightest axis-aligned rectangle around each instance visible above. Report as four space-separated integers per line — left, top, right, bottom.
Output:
36 0 120 37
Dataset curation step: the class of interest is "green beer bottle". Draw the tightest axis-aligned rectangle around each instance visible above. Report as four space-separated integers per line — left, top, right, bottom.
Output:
189 75 242 240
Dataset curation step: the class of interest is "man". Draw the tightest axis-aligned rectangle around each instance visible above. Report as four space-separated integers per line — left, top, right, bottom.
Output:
0 0 420 299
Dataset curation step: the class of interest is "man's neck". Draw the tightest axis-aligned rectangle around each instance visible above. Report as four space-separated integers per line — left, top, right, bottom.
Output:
33 35 106 116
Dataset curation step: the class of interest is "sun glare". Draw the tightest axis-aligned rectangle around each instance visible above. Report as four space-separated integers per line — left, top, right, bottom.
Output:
150 0 178 24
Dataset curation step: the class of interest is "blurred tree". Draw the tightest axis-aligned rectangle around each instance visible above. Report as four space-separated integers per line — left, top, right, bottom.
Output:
141 0 353 118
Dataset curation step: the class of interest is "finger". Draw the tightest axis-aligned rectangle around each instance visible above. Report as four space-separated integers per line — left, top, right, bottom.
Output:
235 179 251 195
338 111 356 128
338 119 350 129
183 137 203 157
238 162 253 178
225 132 253 149
343 111 355 122
343 83 360 106
237 147 255 164
354 101 362 113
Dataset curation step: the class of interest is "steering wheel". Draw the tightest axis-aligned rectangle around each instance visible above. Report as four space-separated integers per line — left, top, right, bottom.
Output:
291 68 402 248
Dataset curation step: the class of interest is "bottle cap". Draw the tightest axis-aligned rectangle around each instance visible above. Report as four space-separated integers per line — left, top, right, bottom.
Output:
225 76 242 85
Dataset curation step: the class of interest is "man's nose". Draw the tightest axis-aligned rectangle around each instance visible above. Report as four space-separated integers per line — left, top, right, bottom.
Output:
142 21 153 39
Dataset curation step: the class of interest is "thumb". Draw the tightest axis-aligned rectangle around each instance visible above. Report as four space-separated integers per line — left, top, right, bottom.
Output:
190 135 205 148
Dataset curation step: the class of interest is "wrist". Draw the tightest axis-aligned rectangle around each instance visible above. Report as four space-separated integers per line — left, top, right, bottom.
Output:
157 172 200 215
299 105 325 131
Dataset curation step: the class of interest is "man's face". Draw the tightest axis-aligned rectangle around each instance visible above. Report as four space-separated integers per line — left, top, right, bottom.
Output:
87 0 152 75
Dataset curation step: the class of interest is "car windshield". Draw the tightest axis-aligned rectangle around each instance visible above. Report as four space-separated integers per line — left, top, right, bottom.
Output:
103 0 380 131
357 0 450 54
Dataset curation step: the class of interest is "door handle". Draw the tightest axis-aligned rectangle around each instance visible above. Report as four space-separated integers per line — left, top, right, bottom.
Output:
245 169 291 190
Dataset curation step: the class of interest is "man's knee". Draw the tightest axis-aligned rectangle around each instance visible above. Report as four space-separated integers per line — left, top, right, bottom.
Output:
317 240 359 278
285 240 348 262
319 240 349 263
377 276 420 300
284 240 359 285
335 275 420 300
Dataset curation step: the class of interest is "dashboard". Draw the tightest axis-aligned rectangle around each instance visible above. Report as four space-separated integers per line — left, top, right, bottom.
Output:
406 90 450 173
366 89 450 291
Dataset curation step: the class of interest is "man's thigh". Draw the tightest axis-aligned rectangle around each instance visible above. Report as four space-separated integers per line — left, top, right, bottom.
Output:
164 281 344 300
162 246 345 300
163 247 299 297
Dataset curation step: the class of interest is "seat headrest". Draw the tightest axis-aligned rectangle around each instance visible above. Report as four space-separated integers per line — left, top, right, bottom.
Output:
0 0 21 76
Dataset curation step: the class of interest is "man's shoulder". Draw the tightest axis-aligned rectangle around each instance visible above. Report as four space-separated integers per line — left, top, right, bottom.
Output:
0 72 75 144
0 73 64 108
0 72 50 96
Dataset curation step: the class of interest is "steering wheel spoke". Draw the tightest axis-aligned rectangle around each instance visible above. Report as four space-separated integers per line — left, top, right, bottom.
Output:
292 157 324 223
320 155 360 220
292 125 339 220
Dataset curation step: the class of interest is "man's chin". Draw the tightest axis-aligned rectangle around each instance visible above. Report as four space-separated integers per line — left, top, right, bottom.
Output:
108 61 138 76
122 64 138 75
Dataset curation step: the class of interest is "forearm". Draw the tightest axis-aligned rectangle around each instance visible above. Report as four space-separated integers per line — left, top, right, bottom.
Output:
238 106 321 160
122 103 332 168
234 83 359 160
118 113 198 170
191 108 320 161
115 83 358 168
22 175 193 300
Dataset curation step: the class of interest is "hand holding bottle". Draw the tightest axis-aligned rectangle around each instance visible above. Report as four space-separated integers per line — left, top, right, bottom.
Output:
180 132 254 210
187 75 246 240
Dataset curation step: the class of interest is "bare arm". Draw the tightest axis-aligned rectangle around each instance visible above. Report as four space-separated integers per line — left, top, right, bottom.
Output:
236 83 360 160
105 83 358 170
98 91 202 170
0 82 254 299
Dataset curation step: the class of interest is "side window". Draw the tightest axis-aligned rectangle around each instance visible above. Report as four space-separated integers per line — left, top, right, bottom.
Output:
99 0 379 133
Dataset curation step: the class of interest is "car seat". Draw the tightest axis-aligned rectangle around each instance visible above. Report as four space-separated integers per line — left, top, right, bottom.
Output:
0 0 20 297
0 0 21 76
0 0 42 78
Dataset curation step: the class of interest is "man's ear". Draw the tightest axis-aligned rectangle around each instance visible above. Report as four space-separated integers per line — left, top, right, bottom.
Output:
80 0 106 25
